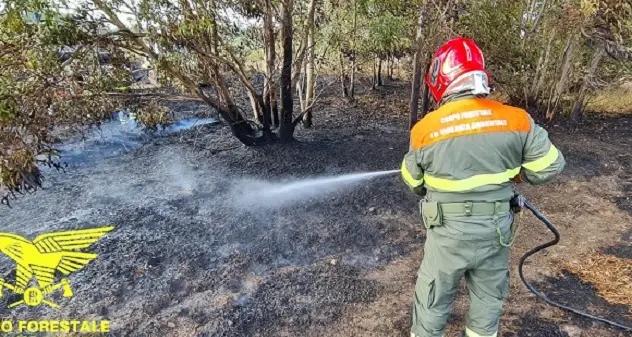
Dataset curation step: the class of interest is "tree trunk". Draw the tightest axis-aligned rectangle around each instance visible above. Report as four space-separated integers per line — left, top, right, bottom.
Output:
302 0 317 128
349 0 357 100
350 56 356 98
195 89 258 146
409 5 426 130
247 90 262 121
371 56 377 90
388 55 394 80
546 34 576 120
208 2 240 124
530 30 555 103
529 0 549 36
211 0 261 143
263 0 276 130
271 87 279 127
339 52 348 98
225 107 258 145
297 72 305 111
264 85 279 128
571 47 603 122
291 0 317 86
279 0 294 142
377 57 383 86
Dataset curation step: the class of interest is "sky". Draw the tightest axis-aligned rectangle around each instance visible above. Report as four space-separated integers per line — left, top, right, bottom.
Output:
60 0 138 28
58 0 258 31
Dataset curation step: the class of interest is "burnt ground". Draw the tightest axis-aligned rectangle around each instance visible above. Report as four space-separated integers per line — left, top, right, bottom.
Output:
1 81 631 337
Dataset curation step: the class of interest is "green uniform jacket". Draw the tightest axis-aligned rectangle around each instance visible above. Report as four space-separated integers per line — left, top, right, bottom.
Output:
402 98 565 202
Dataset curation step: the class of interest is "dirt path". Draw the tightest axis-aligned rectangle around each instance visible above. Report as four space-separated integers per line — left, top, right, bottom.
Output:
1 82 630 337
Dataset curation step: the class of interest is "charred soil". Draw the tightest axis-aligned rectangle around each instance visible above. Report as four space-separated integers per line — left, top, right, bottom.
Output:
1 81 630 337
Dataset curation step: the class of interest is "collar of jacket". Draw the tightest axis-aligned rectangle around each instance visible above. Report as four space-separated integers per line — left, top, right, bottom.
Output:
440 92 488 105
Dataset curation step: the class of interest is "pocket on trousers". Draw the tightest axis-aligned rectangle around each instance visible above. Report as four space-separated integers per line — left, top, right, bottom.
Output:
499 271 510 299
424 278 436 308
421 200 442 229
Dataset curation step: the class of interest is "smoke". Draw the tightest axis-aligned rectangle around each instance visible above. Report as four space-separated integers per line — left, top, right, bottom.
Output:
47 112 402 212
49 135 400 215
166 158 197 194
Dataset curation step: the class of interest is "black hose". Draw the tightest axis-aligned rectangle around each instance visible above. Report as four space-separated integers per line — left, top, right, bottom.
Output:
519 199 632 331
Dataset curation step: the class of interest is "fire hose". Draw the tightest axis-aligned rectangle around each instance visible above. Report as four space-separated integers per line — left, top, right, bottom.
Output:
518 196 632 331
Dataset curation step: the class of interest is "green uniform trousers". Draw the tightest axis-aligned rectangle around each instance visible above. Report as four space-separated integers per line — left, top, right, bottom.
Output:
411 211 513 337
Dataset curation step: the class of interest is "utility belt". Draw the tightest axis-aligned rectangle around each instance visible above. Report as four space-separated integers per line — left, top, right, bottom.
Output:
420 196 524 246
419 199 511 228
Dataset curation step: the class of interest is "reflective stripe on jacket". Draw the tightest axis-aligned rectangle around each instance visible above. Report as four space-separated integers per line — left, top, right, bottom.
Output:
401 98 565 202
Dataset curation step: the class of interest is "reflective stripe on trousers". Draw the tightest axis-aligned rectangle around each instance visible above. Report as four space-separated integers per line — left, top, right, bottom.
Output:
411 328 497 337
465 327 497 337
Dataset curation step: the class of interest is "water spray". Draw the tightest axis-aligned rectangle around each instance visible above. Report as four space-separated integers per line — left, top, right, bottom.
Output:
229 169 400 210
259 170 400 197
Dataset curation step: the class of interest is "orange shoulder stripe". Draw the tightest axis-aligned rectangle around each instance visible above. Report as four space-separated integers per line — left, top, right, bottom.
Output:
410 99 531 150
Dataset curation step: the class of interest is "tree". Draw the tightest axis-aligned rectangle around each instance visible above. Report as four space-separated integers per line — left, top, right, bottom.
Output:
261 0 278 129
0 0 133 206
409 3 428 130
294 0 318 128
408 0 456 128
570 0 632 121
4 0 631 207
90 0 335 144
453 0 632 120
0 0 330 205
278 0 294 141
319 0 354 99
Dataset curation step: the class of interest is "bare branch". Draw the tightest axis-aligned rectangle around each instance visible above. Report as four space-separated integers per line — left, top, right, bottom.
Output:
529 0 549 35
291 0 317 84
292 78 335 126
92 0 226 110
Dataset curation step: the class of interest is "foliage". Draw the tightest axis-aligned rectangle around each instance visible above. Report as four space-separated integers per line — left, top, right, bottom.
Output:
451 0 632 116
2 0 632 207
456 1 533 103
0 0 129 206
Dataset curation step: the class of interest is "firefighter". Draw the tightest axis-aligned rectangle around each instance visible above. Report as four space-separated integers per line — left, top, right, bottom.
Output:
401 37 566 337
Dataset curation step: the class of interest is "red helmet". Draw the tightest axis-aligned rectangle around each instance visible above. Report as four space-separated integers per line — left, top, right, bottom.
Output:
425 37 491 102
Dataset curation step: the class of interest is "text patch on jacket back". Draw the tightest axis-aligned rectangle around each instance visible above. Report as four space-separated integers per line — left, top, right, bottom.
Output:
410 98 531 151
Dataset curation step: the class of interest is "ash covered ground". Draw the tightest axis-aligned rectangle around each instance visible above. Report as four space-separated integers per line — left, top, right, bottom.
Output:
1 82 631 337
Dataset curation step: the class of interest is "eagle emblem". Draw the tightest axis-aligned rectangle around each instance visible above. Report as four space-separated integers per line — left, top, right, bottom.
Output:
0 226 114 309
